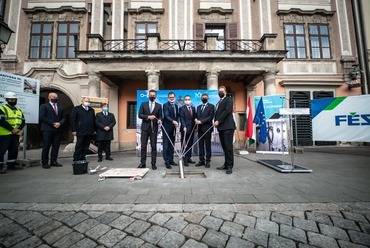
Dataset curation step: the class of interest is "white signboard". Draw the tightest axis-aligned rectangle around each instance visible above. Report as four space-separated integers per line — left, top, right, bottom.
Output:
0 71 40 124
279 108 310 115
311 95 370 142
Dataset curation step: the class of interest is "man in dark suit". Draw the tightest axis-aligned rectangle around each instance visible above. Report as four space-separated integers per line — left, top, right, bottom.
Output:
39 92 66 169
162 92 179 169
138 89 162 170
180 95 196 166
195 93 215 168
70 97 95 162
214 86 236 174
95 103 116 162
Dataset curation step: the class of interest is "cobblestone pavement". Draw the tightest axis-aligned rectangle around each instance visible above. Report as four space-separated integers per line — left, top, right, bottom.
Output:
1 202 370 247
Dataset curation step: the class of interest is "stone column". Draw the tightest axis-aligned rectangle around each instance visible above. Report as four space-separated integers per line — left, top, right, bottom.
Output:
246 85 256 102
145 70 160 90
263 71 277 95
112 0 124 40
91 0 104 36
206 70 220 90
88 72 101 97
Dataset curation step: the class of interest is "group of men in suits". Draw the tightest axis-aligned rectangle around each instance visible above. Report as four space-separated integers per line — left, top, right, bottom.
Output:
138 86 235 174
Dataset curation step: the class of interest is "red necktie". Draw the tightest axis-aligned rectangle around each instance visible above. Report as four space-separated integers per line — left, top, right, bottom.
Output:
53 104 58 115
188 106 192 117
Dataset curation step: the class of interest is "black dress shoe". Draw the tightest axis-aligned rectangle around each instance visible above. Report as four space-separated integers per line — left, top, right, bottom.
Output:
42 165 51 169
187 159 196 164
195 162 205 167
152 164 157 170
166 165 172 169
226 168 233 174
205 162 211 168
169 161 178 166
184 162 189 167
51 162 63 167
217 165 227 170
8 166 23 170
106 157 113 161
138 164 146 168
98 158 102 162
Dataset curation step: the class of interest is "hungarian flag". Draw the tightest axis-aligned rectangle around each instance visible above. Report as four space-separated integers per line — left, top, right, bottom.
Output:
245 97 255 146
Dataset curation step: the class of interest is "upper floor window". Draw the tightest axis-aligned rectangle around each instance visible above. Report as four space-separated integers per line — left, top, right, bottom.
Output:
29 23 53 59
57 23 79 59
309 24 331 59
205 25 225 50
135 23 157 39
284 24 306 59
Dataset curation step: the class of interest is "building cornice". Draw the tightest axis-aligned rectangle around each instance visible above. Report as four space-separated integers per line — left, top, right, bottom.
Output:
127 7 165 15
198 7 233 16
276 8 335 17
23 6 87 14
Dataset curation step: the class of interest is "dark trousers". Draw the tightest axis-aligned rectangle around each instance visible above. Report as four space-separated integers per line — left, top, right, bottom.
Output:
73 135 93 161
219 129 234 168
198 129 212 163
181 130 194 162
140 128 157 166
41 130 61 165
162 126 176 165
97 140 111 159
0 134 20 168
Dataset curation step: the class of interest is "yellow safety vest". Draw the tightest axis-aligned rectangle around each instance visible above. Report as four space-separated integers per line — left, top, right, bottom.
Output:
0 105 23 135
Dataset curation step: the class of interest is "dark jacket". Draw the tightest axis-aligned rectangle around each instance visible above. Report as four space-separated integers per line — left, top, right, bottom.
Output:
195 103 215 133
70 105 95 136
214 96 236 131
95 111 116 141
138 101 162 131
180 104 196 134
39 103 66 131
162 101 179 132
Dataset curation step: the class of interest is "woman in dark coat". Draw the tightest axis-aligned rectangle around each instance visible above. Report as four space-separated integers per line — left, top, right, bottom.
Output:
95 103 116 162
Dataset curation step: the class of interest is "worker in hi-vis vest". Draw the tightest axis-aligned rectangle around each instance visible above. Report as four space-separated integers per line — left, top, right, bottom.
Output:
0 92 25 174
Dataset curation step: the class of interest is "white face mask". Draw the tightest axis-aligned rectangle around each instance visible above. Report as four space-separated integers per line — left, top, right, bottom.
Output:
83 101 90 107
184 100 191 105
169 99 175 103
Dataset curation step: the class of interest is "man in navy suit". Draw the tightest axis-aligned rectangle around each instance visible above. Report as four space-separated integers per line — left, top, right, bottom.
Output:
195 93 215 168
138 89 162 170
162 92 179 169
95 103 116 162
180 95 196 166
39 92 66 169
214 86 236 174
70 97 96 162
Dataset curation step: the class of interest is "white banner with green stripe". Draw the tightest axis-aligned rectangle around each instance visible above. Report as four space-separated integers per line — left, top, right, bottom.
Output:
311 95 370 142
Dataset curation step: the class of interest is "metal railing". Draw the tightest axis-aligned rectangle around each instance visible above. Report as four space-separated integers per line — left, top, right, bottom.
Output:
218 39 262 51
159 40 205 51
103 39 147 51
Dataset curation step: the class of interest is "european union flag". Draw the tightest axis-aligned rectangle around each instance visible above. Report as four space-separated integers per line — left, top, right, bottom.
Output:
253 97 267 144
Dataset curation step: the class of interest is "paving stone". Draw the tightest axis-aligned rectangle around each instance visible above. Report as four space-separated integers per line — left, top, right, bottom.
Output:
42 211 58 216
36 245 51 248
184 211 206 224
95 212 121 224
293 217 319 233
98 229 127 247
243 227 269 247
0 216 13 226
181 223 207 241
85 223 112 239
331 216 361 231
359 222 370 234
164 217 188 232
70 238 97 248
73 219 100 233
269 234 296 248
141 225 168 245
0 225 31 247
234 213 256 228
347 230 370 246
319 223 349 241
271 212 293 226
52 231 85 248
181 239 208 248
200 215 223 230
255 218 279 235
131 212 155 221
141 243 157 248
249 210 271 220
125 220 151 237
13 211 44 225
52 211 76 222
299 244 319 248
42 226 73 245
211 210 235 221
280 224 307 243
62 212 89 227
306 211 333 226
202 228 228 248
86 211 105 218
157 230 186 248
34 220 62 237
342 212 369 223
337 240 368 248
114 236 145 248
24 215 51 231
11 236 43 248
148 213 171 226
226 236 254 248
220 221 244 238
307 231 339 248
109 215 135 230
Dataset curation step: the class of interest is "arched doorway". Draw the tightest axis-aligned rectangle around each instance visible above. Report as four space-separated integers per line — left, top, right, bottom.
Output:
27 89 74 149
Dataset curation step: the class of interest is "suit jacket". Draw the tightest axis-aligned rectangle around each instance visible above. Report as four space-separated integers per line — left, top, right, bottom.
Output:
138 101 162 131
95 112 116 141
39 103 66 131
162 101 179 132
70 105 96 136
180 105 196 133
214 96 236 131
195 103 215 132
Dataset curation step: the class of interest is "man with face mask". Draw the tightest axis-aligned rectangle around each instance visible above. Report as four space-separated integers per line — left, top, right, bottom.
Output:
179 95 196 166
195 93 215 168
39 92 66 169
70 97 96 162
95 103 116 162
0 92 25 174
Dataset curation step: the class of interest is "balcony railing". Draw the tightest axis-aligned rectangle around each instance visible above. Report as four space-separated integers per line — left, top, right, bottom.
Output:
219 40 263 51
103 39 147 51
159 40 205 51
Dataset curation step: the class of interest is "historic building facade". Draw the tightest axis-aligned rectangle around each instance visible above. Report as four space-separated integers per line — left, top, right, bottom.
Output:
0 0 366 149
